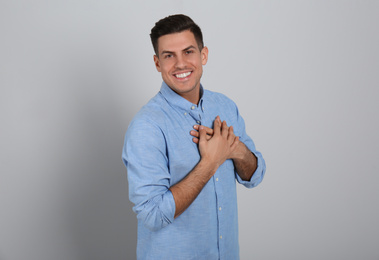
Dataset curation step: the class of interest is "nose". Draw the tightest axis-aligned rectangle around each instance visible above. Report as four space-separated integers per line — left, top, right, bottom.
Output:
174 54 187 69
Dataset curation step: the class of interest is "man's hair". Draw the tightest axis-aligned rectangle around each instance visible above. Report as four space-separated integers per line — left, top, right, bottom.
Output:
150 14 204 56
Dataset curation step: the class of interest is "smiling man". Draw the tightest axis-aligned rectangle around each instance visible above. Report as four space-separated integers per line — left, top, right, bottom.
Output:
153 30 207 104
122 14 266 260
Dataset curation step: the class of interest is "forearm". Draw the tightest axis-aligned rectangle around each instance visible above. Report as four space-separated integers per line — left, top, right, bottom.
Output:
232 142 258 181
169 158 218 218
171 119 238 218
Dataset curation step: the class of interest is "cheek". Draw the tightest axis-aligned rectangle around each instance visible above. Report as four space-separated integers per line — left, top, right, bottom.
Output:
161 61 174 73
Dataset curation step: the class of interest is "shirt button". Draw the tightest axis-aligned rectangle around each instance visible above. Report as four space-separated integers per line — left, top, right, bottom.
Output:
184 112 187 116
191 105 195 110
220 235 222 239
216 178 219 181
219 207 222 211
196 120 201 124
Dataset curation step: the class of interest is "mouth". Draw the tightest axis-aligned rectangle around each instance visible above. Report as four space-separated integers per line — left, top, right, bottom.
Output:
173 71 192 79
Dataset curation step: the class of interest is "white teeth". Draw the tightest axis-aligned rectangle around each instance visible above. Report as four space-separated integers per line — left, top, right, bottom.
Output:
175 72 191 78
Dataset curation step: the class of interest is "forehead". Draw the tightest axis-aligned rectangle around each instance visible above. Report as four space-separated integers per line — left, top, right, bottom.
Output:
157 30 198 52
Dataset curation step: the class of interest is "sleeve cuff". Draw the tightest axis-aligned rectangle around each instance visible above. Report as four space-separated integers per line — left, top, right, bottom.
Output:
236 151 266 188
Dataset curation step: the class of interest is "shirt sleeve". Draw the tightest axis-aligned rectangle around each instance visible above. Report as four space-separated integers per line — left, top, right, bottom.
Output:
122 118 175 232
232 101 266 188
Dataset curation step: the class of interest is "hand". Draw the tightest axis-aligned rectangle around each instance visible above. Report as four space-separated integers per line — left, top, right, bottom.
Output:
197 116 239 167
191 119 236 144
190 125 213 143
191 117 246 160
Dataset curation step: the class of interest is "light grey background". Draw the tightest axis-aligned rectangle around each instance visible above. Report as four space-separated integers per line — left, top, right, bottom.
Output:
1 1 378 260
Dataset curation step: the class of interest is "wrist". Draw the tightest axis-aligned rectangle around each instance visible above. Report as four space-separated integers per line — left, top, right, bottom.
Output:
199 157 220 176
230 142 248 160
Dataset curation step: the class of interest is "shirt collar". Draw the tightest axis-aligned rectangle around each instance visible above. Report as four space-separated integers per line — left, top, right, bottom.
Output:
159 81 205 111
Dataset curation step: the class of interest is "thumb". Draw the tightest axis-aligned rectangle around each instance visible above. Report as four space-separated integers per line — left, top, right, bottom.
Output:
199 126 207 142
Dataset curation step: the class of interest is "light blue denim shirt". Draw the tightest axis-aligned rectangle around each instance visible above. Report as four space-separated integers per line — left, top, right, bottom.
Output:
122 82 266 260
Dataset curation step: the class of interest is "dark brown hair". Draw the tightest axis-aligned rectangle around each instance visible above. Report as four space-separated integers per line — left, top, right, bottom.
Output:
150 14 204 55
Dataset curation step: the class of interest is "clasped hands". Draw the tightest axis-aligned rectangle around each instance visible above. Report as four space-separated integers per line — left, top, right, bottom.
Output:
190 116 244 168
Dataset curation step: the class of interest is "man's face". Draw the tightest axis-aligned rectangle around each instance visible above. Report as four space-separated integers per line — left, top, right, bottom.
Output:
154 30 208 104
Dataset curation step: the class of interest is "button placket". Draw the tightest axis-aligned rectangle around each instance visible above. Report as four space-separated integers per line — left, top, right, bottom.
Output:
189 105 201 125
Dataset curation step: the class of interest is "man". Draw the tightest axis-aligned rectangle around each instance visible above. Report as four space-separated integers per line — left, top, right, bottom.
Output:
122 14 266 260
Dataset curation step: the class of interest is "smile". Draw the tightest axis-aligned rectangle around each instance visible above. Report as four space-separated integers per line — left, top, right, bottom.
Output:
174 72 191 79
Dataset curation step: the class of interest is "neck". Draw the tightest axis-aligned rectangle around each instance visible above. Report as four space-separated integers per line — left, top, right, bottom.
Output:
181 90 200 105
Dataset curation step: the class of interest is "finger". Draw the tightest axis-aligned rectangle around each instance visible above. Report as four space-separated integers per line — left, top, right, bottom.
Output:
213 116 221 136
217 116 221 125
194 125 214 136
227 125 235 144
199 126 207 142
231 136 240 150
190 130 212 141
190 130 200 138
221 120 228 138
193 132 211 143
229 125 234 135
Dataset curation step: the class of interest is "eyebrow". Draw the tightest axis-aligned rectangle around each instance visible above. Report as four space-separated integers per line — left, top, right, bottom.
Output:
160 45 197 56
183 45 197 52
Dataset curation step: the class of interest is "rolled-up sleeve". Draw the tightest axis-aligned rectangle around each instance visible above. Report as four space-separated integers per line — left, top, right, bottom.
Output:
232 102 266 188
122 118 175 231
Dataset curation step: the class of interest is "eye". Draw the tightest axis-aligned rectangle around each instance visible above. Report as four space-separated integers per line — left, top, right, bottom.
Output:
185 50 194 54
164 54 173 59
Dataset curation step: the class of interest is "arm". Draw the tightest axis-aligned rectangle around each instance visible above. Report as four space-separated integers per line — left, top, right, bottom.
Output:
229 138 258 181
123 116 239 231
191 122 257 181
170 116 239 218
123 119 175 231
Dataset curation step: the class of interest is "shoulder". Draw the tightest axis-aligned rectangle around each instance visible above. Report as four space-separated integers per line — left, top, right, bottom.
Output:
204 89 238 110
126 94 168 138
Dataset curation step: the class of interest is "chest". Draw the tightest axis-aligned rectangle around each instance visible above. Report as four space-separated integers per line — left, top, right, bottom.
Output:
161 104 238 185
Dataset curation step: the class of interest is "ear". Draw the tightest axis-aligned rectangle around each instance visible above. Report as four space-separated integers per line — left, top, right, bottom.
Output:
153 55 161 72
201 46 209 66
